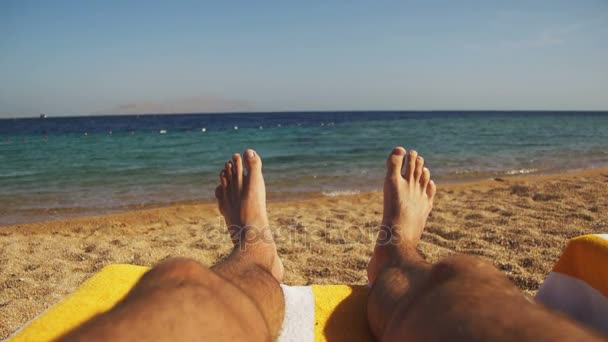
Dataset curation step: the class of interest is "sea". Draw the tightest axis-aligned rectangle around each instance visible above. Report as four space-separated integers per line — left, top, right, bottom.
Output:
1 111 607 225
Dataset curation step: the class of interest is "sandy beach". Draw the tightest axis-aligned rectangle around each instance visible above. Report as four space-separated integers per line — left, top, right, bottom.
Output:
1 168 607 338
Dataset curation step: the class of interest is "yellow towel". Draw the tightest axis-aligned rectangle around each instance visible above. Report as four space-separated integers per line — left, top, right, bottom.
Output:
312 285 372 342
9 265 149 341
9 264 372 342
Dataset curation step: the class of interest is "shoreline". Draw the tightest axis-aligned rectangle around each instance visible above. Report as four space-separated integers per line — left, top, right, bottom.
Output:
2 166 607 229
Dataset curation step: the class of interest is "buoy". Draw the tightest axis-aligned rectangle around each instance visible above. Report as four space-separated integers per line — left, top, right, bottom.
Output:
201 128 206 133
160 129 167 134
234 126 238 130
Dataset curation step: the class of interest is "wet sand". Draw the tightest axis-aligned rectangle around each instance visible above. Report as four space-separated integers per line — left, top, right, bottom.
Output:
1 168 608 338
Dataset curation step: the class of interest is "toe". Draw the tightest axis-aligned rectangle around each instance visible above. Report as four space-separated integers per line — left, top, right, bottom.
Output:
220 170 228 188
414 156 424 182
225 161 233 181
220 170 230 207
386 146 406 178
233 153 244 193
243 148 262 172
225 161 236 201
215 185 225 214
405 150 418 181
420 167 431 190
426 180 437 202
215 185 223 200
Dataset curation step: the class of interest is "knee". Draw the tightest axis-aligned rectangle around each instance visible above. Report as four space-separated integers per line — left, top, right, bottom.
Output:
428 255 501 285
140 258 213 286
157 258 208 275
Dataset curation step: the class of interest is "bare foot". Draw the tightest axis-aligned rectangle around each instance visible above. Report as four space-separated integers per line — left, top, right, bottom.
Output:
215 149 284 282
367 146 436 284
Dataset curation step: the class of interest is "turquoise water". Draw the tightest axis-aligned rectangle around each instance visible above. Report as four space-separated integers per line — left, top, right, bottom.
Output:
1 111 607 225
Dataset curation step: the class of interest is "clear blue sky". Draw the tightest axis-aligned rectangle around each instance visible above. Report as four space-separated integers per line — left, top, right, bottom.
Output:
1 0 607 117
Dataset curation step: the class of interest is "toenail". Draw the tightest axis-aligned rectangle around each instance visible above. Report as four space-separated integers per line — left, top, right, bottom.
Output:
392 147 405 155
246 150 255 158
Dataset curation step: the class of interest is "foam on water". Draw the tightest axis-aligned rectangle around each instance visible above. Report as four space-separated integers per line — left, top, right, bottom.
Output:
505 168 539 175
322 190 361 197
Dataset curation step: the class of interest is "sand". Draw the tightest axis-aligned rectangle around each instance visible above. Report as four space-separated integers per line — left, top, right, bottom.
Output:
1 168 608 338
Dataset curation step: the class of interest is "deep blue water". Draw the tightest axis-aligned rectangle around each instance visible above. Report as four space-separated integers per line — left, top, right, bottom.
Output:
1 111 607 225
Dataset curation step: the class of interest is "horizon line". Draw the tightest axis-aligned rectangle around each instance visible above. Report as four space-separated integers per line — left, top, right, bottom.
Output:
2 109 608 120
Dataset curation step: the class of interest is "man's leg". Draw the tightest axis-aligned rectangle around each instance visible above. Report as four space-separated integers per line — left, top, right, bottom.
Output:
61 149 284 341
367 147 602 341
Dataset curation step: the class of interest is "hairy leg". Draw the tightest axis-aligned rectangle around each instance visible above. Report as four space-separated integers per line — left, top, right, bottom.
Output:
368 147 602 341
61 149 284 342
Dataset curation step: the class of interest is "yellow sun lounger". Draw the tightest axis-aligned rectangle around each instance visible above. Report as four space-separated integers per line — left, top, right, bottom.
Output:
8 264 373 342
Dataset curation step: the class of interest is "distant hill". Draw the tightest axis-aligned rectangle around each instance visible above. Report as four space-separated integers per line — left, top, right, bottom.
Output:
100 95 256 115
